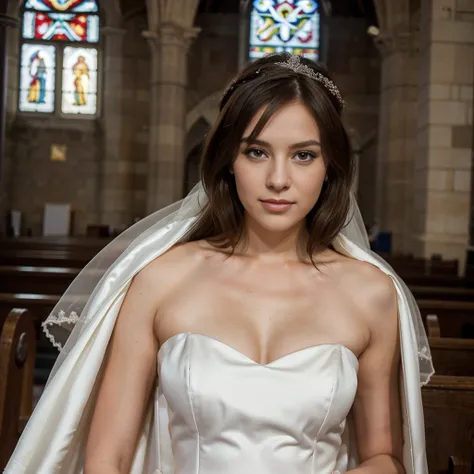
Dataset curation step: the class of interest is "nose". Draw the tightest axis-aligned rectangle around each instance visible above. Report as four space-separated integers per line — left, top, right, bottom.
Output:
265 158 291 192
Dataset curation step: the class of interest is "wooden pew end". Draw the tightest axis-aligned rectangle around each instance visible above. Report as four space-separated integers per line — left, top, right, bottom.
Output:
427 314 441 338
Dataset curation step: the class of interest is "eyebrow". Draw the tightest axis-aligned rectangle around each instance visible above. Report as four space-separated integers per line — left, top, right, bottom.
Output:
240 138 321 149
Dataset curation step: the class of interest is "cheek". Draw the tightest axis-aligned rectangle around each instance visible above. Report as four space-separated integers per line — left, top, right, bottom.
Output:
298 165 327 202
233 159 259 202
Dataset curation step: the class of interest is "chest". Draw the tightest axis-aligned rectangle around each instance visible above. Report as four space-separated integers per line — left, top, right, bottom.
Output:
156 259 366 359
160 260 347 325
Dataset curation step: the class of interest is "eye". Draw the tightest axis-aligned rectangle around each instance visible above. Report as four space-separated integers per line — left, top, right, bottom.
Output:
294 151 317 163
244 148 267 160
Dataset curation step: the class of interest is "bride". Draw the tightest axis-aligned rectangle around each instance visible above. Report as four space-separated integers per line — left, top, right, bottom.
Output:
5 53 433 474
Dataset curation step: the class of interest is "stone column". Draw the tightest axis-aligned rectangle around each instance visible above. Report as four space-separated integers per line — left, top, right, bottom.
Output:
143 23 200 213
374 30 419 254
414 0 474 266
98 26 130 231
0 12 20 234
238 0 250 68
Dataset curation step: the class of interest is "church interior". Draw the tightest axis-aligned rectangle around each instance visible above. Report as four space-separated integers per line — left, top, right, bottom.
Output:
0 0 474 471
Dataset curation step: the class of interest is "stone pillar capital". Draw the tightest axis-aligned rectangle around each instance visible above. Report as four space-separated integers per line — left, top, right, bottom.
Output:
0 13 20 29
143 23 200 52
372 29 415 57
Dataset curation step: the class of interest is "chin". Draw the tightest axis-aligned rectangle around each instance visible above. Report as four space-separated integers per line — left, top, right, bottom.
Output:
252 213 304 234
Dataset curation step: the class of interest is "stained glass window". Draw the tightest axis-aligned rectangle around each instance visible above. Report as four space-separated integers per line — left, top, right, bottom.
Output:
19 43 56 112
249 0 320 61
24 0 99 13
19 0 100 116
22 12 100 43
62 46 98 114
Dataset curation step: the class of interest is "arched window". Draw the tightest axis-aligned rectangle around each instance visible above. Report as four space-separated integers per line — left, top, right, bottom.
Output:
249 0 320 61
18 0 101 116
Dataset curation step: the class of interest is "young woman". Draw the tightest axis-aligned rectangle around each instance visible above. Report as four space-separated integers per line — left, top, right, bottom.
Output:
6 53 433 474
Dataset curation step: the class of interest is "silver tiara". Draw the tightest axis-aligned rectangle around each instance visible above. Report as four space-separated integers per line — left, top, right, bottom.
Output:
275 55 345 107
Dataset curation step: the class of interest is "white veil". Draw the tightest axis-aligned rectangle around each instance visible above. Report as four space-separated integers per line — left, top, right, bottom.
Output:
42 181 434 387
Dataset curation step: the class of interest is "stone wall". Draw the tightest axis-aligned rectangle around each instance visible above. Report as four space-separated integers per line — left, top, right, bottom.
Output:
6 118 101 235
414 0 474 264
120 13 150 220
324 16 380 225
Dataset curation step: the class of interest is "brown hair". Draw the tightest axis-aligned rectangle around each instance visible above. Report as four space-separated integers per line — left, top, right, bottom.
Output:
184 52 354 259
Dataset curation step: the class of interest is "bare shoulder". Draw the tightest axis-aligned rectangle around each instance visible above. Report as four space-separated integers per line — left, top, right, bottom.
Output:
132 240 206 299
330 251 398 323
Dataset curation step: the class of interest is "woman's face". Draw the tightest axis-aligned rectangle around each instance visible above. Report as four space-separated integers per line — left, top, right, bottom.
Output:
232 100 327 235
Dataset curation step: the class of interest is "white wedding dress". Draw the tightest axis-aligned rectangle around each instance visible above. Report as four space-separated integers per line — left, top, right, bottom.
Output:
4 186 431 474
156 332 358 474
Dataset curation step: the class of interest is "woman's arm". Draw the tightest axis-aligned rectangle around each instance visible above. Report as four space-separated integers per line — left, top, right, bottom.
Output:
348 269 405 474
84 265 161 474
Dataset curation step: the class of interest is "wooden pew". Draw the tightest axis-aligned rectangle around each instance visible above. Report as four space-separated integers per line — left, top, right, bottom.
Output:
0 249 94 268
405 274 473 288
418 300 474 338
0 266 79 294
0 309 36 470
411 285 474 302
0 236 110 253
379 253 459 275
423 375 474 474
0 294 60 328
426 316 474 377
0 237 110 269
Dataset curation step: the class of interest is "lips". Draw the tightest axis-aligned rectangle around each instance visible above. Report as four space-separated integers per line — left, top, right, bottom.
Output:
261 199 294 204
260 199 295 212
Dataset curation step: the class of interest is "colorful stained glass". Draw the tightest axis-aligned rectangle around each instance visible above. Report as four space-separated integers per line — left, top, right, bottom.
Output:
21 11 99 42
61 46 98 115
24 0 99 13
19 43 56 113
249 0 320 61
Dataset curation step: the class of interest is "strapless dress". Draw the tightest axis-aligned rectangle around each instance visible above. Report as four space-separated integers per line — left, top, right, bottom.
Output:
156 331 359 474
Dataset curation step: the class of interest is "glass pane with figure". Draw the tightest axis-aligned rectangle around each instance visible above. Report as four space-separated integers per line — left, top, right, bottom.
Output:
249 0 320 61
19 43 56 113
22 11 99 42
61 46 98 115
24 0 99 13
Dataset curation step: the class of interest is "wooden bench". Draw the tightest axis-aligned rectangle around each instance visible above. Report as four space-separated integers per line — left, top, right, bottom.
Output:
423 375 474 474
426 317 474 377
0 309 36 470
0 236 110 253
0 266 80 294
0 249 95 268
418 300 474 338
0 294 60 328
0 237 110 269
404 274 473 288
411 285 474 302
380 254 459 276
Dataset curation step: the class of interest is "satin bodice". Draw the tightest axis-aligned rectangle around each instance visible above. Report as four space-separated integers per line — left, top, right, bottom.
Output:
157 332 359 474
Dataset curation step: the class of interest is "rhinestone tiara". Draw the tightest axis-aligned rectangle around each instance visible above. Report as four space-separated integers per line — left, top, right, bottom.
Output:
275 55 345 107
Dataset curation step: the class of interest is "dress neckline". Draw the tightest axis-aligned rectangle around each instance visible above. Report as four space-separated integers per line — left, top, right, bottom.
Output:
158 332 359 369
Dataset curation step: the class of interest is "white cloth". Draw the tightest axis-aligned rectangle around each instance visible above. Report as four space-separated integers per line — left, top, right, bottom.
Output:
4 231 429 474
157 332 358 473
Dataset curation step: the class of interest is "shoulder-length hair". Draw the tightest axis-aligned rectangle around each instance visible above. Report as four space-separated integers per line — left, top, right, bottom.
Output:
184 52 354 259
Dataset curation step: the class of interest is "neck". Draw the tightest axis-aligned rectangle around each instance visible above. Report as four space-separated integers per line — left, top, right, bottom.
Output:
235 214 308 263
